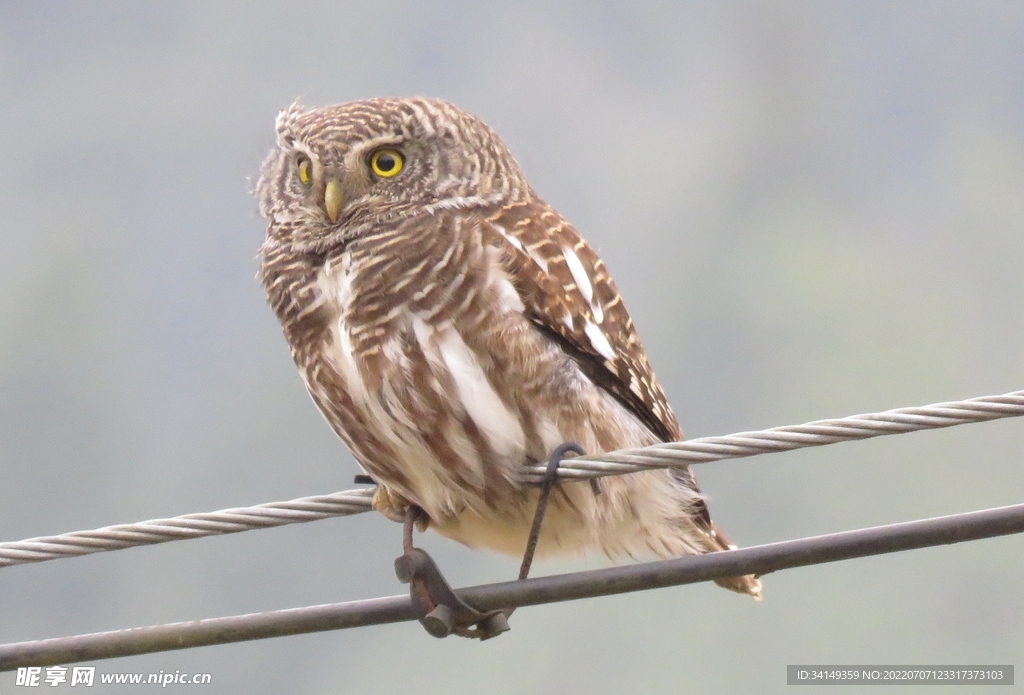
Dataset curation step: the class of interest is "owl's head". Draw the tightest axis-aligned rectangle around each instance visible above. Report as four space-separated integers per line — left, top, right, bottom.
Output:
255 97 528 254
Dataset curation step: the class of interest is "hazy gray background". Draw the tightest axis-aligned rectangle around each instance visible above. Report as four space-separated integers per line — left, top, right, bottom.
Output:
1 2 1022 693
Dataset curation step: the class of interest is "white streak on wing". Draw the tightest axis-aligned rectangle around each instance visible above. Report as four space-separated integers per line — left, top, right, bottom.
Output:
436 328 526 459
528 248 549 273
584 320 616 360
494 223 547 275
562 246 604 323
495 225 524 252
562 247 593 303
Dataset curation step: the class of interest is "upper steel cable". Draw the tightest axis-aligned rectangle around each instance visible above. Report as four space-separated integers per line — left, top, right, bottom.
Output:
1 390 1021 569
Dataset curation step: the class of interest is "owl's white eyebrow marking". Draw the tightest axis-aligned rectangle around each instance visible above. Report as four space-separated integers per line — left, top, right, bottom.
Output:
584 320 616 361
351 134 405 155
284 138 317 161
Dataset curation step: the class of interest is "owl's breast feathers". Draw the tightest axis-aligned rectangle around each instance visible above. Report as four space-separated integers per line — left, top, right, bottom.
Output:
271 203 652 474
263 197 763 596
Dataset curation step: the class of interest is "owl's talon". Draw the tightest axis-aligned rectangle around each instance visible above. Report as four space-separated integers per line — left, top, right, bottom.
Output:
372 485 430 529
371 485 409 522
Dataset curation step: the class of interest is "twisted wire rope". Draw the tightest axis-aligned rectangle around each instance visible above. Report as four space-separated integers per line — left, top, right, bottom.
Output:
2 390 1021 569
0 489 374 568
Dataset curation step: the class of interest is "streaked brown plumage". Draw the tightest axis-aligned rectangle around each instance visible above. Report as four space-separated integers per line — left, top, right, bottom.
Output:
256 97 760 598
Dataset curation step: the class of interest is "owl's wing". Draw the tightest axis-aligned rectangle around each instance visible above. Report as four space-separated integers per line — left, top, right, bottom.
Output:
485 200 682 444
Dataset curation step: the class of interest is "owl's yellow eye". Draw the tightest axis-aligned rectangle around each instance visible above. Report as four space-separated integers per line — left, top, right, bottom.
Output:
370 149 404 178
297 156 313 186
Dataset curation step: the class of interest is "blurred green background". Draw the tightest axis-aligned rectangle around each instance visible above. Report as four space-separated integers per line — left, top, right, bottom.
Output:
1 2 1022 693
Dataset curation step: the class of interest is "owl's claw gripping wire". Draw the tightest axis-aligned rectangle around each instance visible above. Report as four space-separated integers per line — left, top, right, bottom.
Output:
393 443 586 640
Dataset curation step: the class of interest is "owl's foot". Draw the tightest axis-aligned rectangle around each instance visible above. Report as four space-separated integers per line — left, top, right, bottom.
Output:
372 485 428 530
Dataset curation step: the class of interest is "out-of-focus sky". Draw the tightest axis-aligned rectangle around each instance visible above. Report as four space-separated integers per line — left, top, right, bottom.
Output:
1 2 1022 693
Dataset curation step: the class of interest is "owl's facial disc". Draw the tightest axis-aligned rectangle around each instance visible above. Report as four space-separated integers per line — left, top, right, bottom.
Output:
324 179 343 223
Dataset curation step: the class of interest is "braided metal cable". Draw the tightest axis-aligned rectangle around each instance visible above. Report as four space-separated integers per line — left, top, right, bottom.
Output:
2 390 1021 569
523 390 1024 482
0 489 374 568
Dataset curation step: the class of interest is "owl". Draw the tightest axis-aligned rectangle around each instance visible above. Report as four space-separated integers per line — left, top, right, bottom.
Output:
256 97 760 598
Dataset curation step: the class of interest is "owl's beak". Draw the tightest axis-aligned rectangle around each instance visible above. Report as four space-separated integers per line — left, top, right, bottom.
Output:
324 179 343 223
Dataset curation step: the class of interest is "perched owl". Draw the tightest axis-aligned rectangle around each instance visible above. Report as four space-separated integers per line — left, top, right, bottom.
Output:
256 97 761 598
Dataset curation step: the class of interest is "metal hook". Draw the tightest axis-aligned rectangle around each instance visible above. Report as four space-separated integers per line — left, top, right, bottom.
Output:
394 506 511 640
518 442 585 580
393 442 585 640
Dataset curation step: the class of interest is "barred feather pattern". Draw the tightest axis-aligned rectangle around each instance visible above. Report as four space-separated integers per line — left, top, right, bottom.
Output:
256 97 760 597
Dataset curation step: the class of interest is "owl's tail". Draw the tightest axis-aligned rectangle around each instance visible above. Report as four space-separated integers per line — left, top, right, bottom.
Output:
704 520 763 600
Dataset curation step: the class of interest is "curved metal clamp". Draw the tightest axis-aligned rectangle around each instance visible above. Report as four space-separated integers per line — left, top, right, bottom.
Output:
393 442 586 641
395 547 511 640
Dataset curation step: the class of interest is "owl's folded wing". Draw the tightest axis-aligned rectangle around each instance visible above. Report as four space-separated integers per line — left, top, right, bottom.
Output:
484 200 682 445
